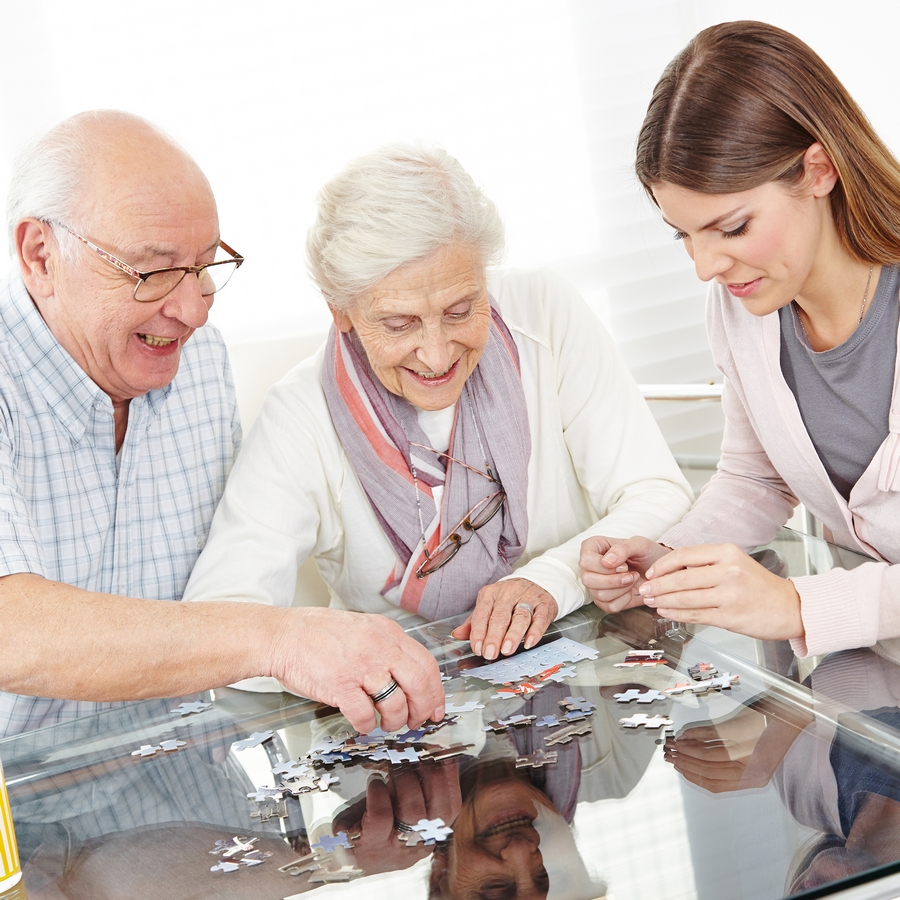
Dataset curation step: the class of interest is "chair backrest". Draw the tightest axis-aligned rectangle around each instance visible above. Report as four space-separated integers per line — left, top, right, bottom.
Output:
227 332 327 431
225 331 331 608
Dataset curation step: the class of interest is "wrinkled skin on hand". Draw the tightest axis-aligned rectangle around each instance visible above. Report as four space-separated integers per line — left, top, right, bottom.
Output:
452 578 558 660
272 608 446 732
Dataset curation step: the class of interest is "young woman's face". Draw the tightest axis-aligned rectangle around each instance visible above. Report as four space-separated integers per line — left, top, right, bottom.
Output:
652 178 833 317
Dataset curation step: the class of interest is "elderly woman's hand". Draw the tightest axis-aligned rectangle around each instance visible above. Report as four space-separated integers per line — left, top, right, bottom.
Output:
451 578 558 660
580 535 670 614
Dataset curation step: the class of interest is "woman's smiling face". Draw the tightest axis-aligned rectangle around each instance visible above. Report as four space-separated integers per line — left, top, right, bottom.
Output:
330 243 492 410
652 178 831 316
651 144 843 317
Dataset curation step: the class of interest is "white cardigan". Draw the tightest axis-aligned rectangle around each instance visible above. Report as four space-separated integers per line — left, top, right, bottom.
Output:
661 281 900 659
185 268 692 623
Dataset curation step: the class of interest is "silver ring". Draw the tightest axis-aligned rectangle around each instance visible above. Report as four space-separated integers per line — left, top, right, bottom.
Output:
369 679 399 704
514 602 534 617
394 819 415 833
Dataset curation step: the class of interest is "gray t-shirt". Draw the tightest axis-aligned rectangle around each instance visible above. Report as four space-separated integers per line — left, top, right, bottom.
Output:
779 265 899 501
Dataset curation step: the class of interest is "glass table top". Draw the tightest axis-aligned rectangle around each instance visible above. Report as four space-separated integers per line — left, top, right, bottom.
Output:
3 528 900 900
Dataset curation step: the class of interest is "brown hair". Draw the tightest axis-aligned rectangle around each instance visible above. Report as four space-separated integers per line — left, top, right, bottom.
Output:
636 20 900 263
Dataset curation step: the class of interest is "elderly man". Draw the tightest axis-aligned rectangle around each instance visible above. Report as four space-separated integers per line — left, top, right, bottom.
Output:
0 110 444 738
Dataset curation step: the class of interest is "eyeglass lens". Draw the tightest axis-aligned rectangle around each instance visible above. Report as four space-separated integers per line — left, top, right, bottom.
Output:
417 490 506 577
134 261 239 302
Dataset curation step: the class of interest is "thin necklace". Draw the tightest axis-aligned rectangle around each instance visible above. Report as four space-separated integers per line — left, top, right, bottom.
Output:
410 391 491 556
793 262 875 342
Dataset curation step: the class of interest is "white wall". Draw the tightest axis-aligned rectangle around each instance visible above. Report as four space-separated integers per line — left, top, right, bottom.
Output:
0 0 894 455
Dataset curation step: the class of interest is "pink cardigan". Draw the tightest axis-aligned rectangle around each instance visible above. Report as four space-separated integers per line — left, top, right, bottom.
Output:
660 282 900 661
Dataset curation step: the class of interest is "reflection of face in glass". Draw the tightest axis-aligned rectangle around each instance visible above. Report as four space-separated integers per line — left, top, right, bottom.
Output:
429 766 605 900
444 777 551 900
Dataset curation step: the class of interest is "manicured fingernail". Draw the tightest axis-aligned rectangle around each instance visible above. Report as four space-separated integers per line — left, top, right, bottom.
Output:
602 554 617 566
646 567 655 578
484 644 496 660
639 584 651 597
645 597 657 607
615 564 628 573
433 706 444 721
620 574 633 586
472 641 482 656
501 639 513 655
524 635 536 649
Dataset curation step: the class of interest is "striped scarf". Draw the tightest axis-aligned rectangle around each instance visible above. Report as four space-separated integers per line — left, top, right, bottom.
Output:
321 301 531 620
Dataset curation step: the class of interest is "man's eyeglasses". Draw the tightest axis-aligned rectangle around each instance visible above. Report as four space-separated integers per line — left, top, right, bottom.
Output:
55 224 244 303
411 443 507 579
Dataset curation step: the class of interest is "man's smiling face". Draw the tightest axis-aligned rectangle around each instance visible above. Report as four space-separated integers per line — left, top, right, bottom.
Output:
33 116 219 404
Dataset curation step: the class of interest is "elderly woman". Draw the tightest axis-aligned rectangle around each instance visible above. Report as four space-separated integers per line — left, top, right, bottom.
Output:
184 144 691 659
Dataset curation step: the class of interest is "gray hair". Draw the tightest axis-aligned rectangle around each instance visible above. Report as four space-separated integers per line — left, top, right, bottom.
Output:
306 143 506 310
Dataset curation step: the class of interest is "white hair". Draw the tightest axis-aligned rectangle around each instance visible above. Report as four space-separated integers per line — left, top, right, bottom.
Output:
306 143 506 310
6 110 191 260
5 116 96 259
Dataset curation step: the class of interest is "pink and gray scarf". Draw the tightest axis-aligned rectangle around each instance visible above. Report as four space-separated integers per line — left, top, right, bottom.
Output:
321 301 531 620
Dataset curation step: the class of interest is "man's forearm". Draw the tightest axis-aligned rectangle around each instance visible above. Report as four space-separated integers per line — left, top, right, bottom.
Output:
0 573 283 701
0 573 446 733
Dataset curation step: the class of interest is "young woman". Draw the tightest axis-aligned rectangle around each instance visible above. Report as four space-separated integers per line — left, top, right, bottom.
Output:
580 20 900 661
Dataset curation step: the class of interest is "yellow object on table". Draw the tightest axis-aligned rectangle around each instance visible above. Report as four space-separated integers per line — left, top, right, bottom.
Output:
0 756 20 892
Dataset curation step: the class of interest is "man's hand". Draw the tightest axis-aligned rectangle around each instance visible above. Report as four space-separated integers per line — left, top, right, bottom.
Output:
580 535 670 613
639 543 804 641
272 608 445 733
451 578 557 660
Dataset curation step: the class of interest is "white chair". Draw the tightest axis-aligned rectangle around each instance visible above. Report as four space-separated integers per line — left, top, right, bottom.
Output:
226 332 331 608
228 332 328 431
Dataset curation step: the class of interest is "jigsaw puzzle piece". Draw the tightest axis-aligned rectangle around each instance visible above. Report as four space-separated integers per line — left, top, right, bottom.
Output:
232 731 275 751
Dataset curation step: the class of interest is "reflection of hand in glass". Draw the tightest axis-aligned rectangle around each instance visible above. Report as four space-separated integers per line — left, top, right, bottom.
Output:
664 707 769 793
332 760 461 875
665 699 812 795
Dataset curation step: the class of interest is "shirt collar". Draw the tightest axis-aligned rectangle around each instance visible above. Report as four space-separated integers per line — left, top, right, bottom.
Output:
0 273 171 441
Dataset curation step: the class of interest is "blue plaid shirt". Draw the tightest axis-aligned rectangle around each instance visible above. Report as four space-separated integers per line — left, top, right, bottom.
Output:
0 274 241 737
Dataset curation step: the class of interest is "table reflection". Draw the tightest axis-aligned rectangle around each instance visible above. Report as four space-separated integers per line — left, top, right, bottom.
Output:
7 530 900 899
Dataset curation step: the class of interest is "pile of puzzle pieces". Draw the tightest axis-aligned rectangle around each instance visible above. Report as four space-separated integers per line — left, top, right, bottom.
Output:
478 694 599 762
614 656 741 730
235 718 476 812
205 640 746 881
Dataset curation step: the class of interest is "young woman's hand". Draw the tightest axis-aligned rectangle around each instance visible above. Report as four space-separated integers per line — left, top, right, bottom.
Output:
638 543 804 641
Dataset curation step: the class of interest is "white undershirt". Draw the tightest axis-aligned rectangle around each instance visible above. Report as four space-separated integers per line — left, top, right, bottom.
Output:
415 405 455 510
415 405 454 453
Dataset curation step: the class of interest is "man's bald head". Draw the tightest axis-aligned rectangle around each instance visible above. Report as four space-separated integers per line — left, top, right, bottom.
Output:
6 110 212 255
